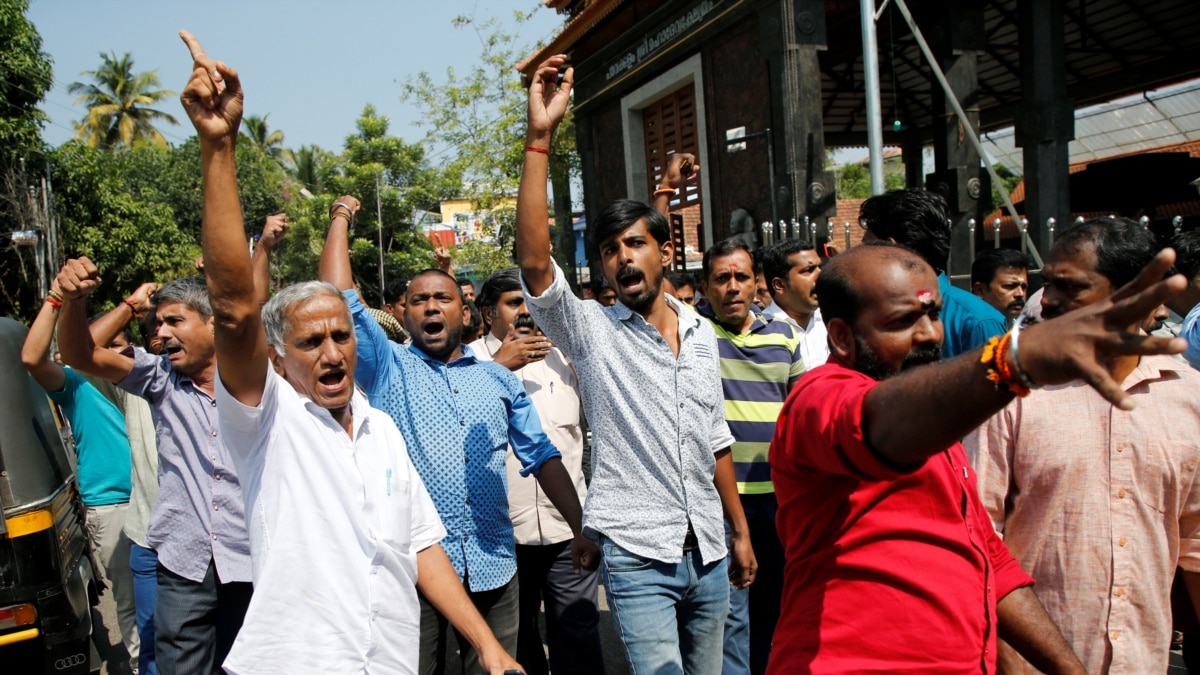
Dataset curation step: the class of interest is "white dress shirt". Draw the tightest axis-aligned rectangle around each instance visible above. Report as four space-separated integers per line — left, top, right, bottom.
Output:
471 332 588 545
763 301 829 370
217 366 446 675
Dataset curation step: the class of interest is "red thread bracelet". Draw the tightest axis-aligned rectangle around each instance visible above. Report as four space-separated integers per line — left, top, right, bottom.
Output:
525 145 550 155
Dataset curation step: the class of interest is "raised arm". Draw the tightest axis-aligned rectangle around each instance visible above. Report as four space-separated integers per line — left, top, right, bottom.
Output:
864 249 1187 465
433 245 454 278
21 288 67 392
252 213 290 306
515 55 573 297
86 281 158 349
318 195 362 292
56 257 135 383
178 30 265 406
653 153 696 219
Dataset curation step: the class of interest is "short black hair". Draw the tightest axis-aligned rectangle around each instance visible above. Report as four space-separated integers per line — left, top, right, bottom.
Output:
859 188 952 272
464 298 482 334
1172 229 1200 281
760 239 817 295
590 276 614 295
406 269 460 301
478 268 522 310
384 278 409 306
817 240 925 326
702 238 754 281
1052 216 1156 289
666 271 695 290
971 248 1032 287
589 199 671 249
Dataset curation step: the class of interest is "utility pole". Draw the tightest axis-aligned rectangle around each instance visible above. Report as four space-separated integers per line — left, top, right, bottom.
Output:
376 173 386 306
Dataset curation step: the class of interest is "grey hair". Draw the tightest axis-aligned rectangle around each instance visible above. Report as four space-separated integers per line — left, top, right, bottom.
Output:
153 277 212 320
262 281 349 353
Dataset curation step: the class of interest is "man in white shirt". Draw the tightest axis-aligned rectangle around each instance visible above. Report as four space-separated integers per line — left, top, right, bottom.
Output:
471 268 604 675
760 240 828 368
175 31 523 675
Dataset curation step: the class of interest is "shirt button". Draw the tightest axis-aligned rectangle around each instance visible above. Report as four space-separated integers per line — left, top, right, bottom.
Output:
1117 488 1127 498
463 535 470 542
1117 443 1126 452
211 534 217 540
1111 630 1120 640
1115 588 1125 597
213 505 219 511
211 430 217 438
465 497 471 505
211 400 216 407
1118 537 1127 547
454 389 460 394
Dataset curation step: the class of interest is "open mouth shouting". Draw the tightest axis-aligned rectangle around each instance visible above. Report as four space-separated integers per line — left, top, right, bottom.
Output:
617 266 647 297
163 340 184 362
317 368 349 396
422 317 447 342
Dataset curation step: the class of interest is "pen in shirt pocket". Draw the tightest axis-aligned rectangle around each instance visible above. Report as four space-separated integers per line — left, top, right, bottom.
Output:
386 468 392 496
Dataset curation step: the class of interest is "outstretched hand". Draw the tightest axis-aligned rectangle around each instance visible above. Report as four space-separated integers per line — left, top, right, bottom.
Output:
1018 248 1188 410
178 30 243 143
662 153 698 191
526 54 574 141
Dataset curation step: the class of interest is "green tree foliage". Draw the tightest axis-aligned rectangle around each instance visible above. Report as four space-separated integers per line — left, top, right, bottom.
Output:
68 51 178 149
241 113 290 165
49 142 198 310
0 0 52 165
835 161 907 199
400 11 579 282
990 163 1022 209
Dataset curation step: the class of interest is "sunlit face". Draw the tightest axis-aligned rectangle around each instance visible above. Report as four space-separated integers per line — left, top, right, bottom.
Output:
487 290 537 339
974 267 1028 321
1040 244 1112 321
596 288 617 306
843 254 944 381
675 283 696 306
598 219 672 313
774 249 822 316
155 301 216 377
459 282 476 304
404 273 466 361
270 294 357 420
703 250 757 331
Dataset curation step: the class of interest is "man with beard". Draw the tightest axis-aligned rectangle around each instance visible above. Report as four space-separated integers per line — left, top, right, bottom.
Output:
767 237 1190 673
319 195 595 675
470 268 605 675
965 217 1200 674
971 248 1031 322
760 239 828 369
694 239 802 675
516 55 754 674
860 189 1007 357
173 32 522 673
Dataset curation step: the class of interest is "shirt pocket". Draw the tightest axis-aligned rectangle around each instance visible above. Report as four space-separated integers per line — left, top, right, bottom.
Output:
1138 440 1199 516
381 473 414 550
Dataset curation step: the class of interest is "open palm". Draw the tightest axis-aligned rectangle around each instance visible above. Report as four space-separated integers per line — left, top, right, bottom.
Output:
527 55 574 137
178 31 243 142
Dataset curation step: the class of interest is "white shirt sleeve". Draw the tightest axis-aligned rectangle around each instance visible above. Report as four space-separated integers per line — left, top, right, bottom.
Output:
521 261 600 363
215 363 280 468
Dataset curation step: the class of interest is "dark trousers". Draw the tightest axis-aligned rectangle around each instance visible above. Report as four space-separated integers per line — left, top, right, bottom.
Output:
154 558 252 675
515 541 605 675
418 573 519 675
724 493 784 675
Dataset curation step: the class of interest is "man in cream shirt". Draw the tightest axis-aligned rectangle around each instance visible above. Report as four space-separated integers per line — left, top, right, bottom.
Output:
471 268 604 675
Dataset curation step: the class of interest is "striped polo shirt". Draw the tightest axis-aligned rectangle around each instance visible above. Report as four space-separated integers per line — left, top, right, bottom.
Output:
699 304 804 494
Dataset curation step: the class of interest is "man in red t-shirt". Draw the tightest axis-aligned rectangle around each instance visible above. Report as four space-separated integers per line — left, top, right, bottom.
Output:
768 241 1186 674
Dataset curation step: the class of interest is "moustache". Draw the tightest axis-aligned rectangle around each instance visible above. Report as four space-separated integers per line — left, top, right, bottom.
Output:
902 344 941 369
513 314 538 331
163 339 183 351
617 267 645 284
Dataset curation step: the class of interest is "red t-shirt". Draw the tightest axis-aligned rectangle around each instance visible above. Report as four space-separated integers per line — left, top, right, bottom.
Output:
768 363 1032 674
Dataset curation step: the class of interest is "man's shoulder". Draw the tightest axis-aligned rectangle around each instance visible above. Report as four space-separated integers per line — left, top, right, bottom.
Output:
942 282 1006 326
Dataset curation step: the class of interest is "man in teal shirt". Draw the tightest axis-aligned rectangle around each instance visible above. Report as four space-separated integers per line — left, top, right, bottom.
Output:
22 283 145 671
860 189 1007 358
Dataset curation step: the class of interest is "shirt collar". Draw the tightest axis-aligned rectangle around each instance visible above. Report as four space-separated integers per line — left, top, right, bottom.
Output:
407 341 480 367
615 293 703 339
695 300 767 335
1124 355 1188 390
301 386 372 439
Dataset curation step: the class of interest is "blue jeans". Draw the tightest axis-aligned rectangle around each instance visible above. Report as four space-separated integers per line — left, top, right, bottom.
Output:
599 536 729 675
130 543 158 675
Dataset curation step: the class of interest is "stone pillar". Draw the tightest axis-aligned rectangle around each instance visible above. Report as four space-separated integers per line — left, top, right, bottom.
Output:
762 0 834 235
1016 0 1073 262
925 0 985 286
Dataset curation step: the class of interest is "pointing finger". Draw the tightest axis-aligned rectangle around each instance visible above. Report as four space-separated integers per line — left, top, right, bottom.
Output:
179 30 207 62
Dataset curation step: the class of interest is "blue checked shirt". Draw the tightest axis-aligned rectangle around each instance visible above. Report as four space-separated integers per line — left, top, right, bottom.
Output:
344 290 561 592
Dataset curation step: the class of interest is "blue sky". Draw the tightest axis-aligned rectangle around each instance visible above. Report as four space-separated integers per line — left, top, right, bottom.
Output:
28 0 565 152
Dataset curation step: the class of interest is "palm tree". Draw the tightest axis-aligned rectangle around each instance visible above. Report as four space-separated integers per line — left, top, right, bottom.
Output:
68 52 178 149
290 144 324 193
241 114 290 164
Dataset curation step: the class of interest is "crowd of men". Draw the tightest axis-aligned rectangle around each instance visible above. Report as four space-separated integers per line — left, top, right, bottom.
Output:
16 31 1200 675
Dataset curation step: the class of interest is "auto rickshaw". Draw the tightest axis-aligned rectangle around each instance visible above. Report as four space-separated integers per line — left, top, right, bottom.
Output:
0 317 98 673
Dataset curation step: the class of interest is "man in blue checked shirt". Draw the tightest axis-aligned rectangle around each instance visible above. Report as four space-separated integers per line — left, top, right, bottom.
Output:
319 194 598 675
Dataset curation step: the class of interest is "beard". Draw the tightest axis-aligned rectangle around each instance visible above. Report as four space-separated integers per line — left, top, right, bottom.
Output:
615 266 660 313
853 334 942 381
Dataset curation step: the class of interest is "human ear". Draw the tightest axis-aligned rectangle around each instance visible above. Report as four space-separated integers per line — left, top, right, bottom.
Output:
826 318 856 364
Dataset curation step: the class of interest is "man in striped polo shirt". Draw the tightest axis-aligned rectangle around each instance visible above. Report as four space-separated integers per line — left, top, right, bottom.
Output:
697 238 804 675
